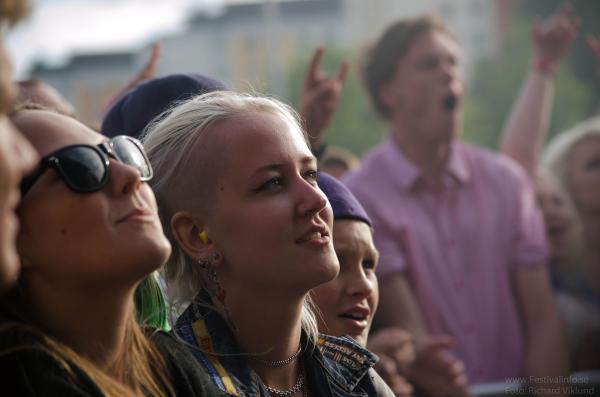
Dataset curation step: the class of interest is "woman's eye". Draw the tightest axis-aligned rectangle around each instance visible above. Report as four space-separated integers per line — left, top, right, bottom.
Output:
256 177 283 192
304 170 318 185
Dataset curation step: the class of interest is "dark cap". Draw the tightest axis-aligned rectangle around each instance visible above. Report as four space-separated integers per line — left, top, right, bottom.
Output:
101 73 227 138
317 172 371 227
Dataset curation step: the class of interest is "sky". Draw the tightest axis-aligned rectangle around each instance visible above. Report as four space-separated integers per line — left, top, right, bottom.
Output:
6 0 226 78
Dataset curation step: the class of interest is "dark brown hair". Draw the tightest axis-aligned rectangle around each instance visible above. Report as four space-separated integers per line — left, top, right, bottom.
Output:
363 14 453 118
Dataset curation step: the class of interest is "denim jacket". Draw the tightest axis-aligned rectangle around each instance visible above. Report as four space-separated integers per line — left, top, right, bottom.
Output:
174 294 393 396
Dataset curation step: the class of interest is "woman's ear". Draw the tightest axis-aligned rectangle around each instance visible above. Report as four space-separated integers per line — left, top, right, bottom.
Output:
170 211 214 260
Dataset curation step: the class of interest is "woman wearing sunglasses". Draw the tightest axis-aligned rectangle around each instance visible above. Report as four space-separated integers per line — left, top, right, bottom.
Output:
1 107 221 396
143 91 393 396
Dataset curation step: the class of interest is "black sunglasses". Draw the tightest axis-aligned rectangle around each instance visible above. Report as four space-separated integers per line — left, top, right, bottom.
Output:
20 135 153 197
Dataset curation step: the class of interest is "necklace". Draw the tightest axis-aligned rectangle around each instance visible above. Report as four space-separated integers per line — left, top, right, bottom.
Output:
252 344 302 367
264 371 303 397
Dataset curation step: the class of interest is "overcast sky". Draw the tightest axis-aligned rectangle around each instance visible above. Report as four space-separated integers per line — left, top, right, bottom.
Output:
6 0 226 77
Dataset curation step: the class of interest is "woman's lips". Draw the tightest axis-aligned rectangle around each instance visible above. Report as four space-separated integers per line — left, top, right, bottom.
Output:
117 208 154 224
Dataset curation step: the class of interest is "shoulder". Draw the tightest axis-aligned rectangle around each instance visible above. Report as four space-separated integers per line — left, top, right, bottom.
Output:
0 328 103 397
459 142 528 184
344 143 389 189
150 330 227 397
309 335 380 392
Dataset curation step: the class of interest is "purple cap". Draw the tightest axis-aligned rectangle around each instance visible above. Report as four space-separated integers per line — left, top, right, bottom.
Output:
101 73 227 138
317 172 371 227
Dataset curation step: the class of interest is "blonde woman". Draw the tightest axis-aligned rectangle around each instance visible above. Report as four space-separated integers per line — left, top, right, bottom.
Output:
144 91 393 396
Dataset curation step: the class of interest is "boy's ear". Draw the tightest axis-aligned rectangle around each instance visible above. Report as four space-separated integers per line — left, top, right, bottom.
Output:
378 84 397 114
170 211 214 259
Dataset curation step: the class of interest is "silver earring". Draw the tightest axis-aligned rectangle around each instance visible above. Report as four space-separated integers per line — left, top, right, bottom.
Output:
198 258 210 269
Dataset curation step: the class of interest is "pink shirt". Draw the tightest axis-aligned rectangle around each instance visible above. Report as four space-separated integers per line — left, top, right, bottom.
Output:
344 138 549 383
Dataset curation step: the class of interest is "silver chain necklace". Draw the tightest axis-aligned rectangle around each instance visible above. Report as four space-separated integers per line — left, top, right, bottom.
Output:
264 372 304 397
252 345 302 367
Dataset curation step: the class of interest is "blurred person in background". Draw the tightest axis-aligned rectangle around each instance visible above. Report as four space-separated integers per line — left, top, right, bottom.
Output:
0 0 37 292
319 146 360 179
543 116 600 371
344 11 567 396
499 5 600 372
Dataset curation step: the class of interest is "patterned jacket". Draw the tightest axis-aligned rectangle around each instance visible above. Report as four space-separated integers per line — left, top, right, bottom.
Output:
174 293 393 396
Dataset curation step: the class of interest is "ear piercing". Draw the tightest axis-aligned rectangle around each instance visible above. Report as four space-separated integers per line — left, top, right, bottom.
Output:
199 231 210 243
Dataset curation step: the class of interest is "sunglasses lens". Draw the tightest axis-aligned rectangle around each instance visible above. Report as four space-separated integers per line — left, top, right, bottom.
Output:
59 147 107 191
112 139 152 179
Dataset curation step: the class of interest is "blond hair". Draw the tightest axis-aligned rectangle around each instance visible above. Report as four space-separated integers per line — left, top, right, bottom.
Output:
543 116 600 200
542 117 600 265
143 91 319 343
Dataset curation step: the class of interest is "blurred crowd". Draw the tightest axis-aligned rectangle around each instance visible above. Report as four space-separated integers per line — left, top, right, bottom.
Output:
0 1 599 397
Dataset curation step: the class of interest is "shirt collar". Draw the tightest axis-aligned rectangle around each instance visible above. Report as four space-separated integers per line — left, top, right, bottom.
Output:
312 335 378 392
382 136 470 192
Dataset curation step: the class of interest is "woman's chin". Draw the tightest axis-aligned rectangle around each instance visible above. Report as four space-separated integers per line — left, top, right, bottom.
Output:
312 254 340 288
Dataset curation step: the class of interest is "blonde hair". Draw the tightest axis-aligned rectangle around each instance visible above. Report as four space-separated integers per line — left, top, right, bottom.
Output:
542 117 600 265
543 116 600 207
143 91 319 343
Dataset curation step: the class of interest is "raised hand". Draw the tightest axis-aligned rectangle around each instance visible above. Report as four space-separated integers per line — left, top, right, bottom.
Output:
298 47 349 152
104 42 161 111
531 3 579 75
131 42 161 85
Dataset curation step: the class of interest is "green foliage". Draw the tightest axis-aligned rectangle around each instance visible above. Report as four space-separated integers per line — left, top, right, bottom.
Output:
286 46 387 156
463 15 592 149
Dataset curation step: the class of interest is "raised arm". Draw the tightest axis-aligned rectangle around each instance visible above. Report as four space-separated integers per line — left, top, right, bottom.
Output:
500 4 578 176
298 47 348 156
104 42 161 111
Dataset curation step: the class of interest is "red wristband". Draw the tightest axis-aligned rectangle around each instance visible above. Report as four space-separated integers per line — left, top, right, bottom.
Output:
533 58 557 77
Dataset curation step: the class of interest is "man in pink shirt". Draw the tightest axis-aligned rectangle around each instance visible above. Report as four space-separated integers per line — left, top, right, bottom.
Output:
344 14 568 394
